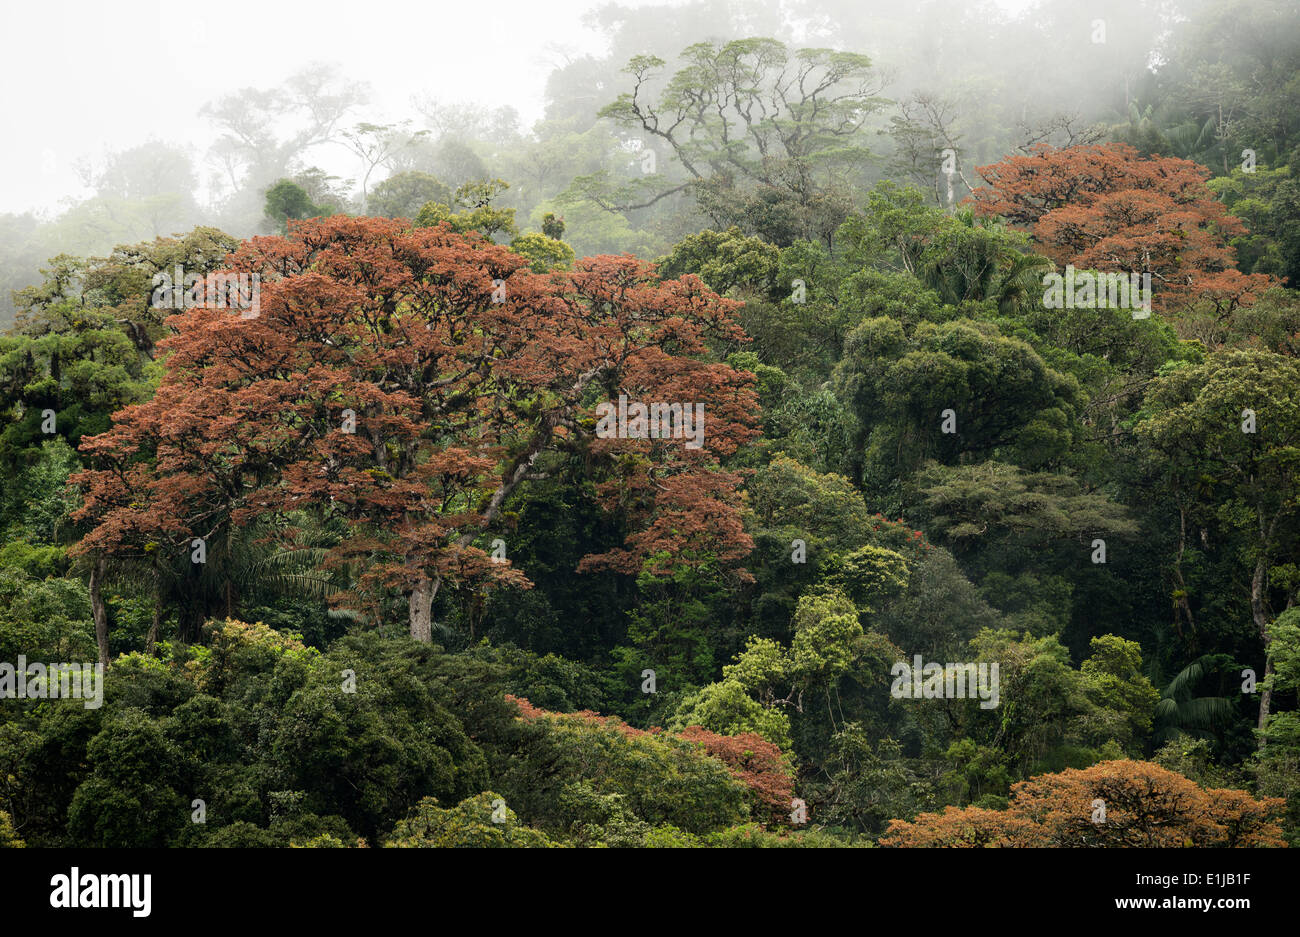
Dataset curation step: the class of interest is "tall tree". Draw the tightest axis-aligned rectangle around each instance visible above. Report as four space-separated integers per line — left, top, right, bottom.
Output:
578 38 887 244
70 217 759 643
1137 350 1300 734
971 143 1273 317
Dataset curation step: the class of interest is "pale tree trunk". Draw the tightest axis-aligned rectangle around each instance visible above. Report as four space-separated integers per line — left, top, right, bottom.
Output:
224 526 235 619
146 573 162 655
1172 506 1197 642
1258 657 1275 736
89 555 111 669
399 372 596 644
409 574 434 643
1252 561 1272 733
412 436 546 644
1251 518 1278 735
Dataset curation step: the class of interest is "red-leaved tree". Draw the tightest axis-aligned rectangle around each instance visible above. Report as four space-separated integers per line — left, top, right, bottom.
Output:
71 216 759 644
678 726 794 825
971 143 1272 317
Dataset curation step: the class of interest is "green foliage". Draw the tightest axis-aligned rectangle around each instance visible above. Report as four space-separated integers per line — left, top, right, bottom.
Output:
509 232 576 272
671 678 794 751
415 179 517 239
834 316 1081 495
367 171 452 220
496 707 751 837
386 792 558 848
0 565 96 662
67 707 190 847
264 180 330 233
790 589 865 682
808 726 938 836
5 12 1296 848
1153 654 1239 746
0 809 23 847
540 212 565 241
1210 163 1300 286
656 227 780 296
1079 635 1161 754
703 823 857 847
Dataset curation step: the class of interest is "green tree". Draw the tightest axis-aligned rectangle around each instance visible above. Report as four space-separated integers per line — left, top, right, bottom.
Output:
385 792 557 848
832 316 1081 498
656 227 780 297
1153 654 1239 746
1137 350 1300 733
509 232 575 273
367 171 451 220
540 212 565 240
263 179 327 233
416 179 517 239
582 38 887 243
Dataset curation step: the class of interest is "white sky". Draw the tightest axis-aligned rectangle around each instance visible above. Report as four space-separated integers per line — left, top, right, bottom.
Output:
0 0 1038 216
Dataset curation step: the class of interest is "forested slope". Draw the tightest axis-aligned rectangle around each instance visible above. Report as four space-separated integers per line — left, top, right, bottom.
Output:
1 0 1297 848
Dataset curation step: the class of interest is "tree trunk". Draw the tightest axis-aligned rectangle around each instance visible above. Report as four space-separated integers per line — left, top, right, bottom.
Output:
89 555 111 669
409 574 433 643
1258 656 1275 736
1172 506 1197 646
146 577 162 655
1251 551 1273 734
224 526 235 619
178 603 204 644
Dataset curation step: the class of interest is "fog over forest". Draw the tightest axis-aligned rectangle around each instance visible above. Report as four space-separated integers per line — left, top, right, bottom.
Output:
4 0 1291 322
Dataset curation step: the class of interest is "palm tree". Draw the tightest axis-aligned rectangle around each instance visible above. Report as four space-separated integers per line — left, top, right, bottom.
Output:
80 510 347 655
993 251 1055 317
916 209 1053 314
1153 654 1237 746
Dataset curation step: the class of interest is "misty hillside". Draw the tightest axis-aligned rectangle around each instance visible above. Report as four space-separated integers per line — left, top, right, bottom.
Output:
0 0 1298 860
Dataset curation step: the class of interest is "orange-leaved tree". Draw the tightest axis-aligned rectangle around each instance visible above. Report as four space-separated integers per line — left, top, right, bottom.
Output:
507 697 794 827
70 216 759 643
971 143 1272 318
678 726 794 825
880 760 1286 847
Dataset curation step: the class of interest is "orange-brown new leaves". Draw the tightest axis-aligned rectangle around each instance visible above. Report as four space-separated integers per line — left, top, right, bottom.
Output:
972 144 1273 315
506 694 654 738
506 697 794 827
71 216 759 626
880 760 1287 847
678 726 794 824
